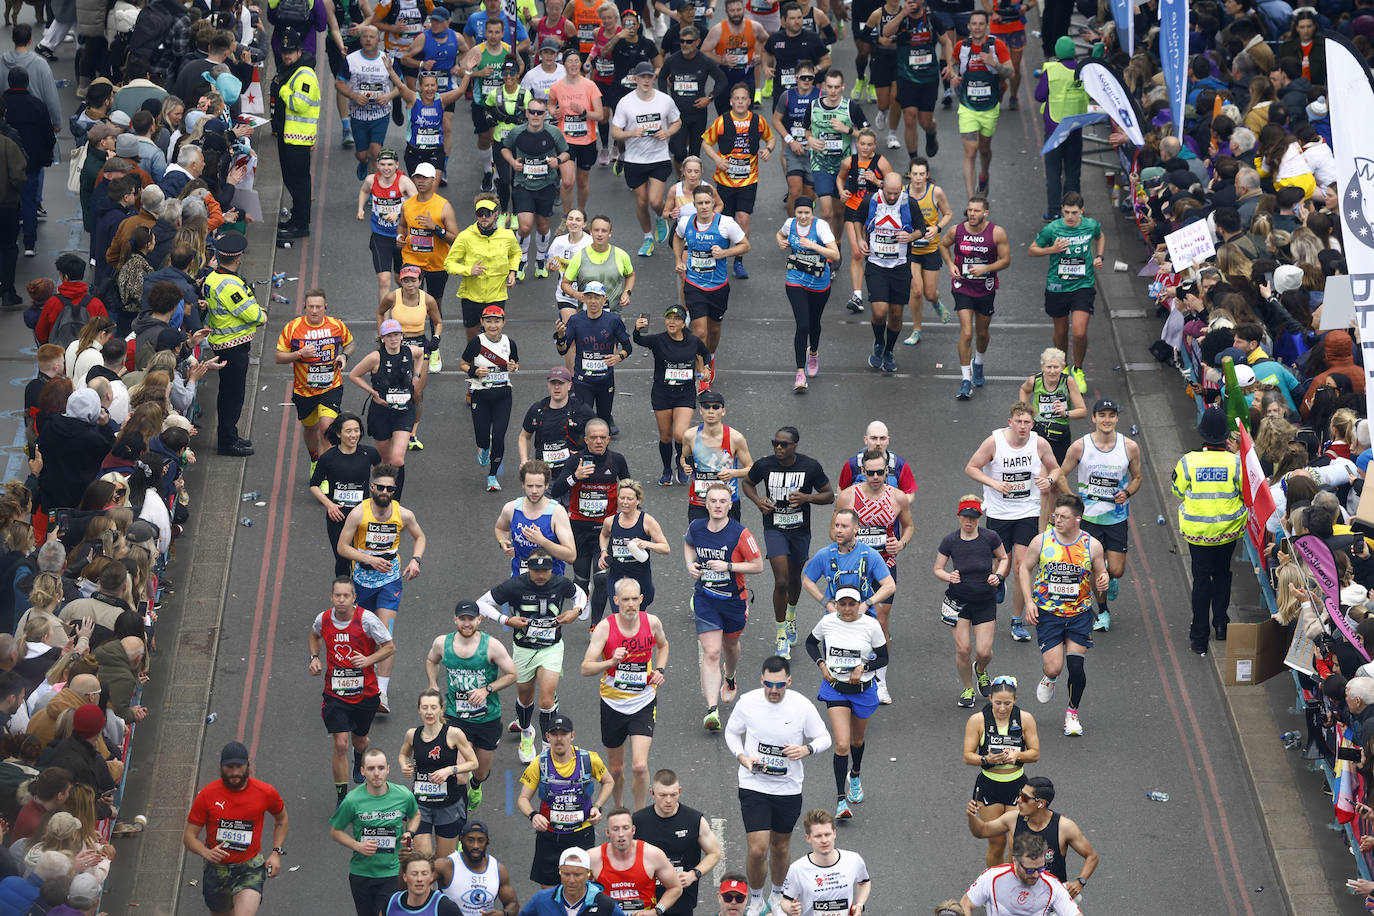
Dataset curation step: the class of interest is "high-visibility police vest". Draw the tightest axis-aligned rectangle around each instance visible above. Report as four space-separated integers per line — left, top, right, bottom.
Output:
280 65 321 146
204 270 266 349
1039 58 1087 125
1171 449 1246 546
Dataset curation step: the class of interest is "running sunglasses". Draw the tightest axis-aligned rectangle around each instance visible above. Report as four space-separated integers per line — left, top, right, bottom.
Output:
770 439 796 448
991 675 1018 688
1017 861 1047 875
372 483 397 492
1017 792 1041 805
796 74 815 80
762 679 788 689
721 893 747 903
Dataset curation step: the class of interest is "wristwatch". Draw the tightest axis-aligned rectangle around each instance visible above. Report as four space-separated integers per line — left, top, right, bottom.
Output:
272 846 286 855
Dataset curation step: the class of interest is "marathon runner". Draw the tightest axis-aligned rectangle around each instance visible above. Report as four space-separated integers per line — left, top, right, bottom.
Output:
834 419 917 493
632 769 722 916
425 600 519 808
515 713 616 887
571 0 604 56
369 0 436 126
673 186 749 356
1017 494 1107 737
347 320 426 472
965 775 1100 898
445 195 522 347
359 151 418 305
582 581 669 809
900 157 952 345
724 656 831 916
945 11 1009 197
399 11 464 172
397 163 460 311
500 96 569 280
589 808 683 913
398 689 480 858
606 13 663 147
664 157 724 229
476 550 586 762
861 0 905 149
701 83 775 279
960 677 1038 867
310 413 382 576
550 418 631 624
859 171 916 373
803 69 863 251
590 9 635 165
325 0 370 150
611 62 682 257
942 194 1009 400
547 48 605 211
555 285 633 431
793 0 835 43
850 0 880 102
804 588 885 820
550 209 594 332
183 742 288 916
933 496 1008 706
388 852 463 916
633 307 713 485
495 460 578 577
486 61 535 231
329 749 421 916
1016 347 1085 465
1057 397 1141 632
957 834 1081 916
1027 191 1103 395
388 69 467 187
560 215 637 316
309 577 397 805
882 0 947 157
742 426 832 657
377 265 442 450
275 289 354 464
682 389 755 522
523 37 570 103
836 128 892 315
930 0 973 107
435 820 521 916
964 401 1059 643
459 18 519 192
659 26 727 171
518 368 597 467
458 305 520 492
600 479 672 607
763 4 831 113
770 60 819 214
683 481 764 730
704 0 769 113
336 462 427 712
335 25 398 180
776 195 840 390
779 810 871 914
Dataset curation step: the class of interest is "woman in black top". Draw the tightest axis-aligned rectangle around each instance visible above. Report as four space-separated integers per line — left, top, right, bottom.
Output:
309 413 381 575
633 305 712 487
933 495 1010 709
347 321 425 495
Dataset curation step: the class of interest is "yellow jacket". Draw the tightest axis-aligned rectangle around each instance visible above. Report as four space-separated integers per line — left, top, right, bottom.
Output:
1171 448 1246 546
443 223 521 304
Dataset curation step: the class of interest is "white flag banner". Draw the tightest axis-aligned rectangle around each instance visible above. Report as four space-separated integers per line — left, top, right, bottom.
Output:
1077 61 1145 148
1324 33 1374 422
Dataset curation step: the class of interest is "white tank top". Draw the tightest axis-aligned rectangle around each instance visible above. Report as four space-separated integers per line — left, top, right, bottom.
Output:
1076 432 1130 525
443 852 503 916
982 428 1042 520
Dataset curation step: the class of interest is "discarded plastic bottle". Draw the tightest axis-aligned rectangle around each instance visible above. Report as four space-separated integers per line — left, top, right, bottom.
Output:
1280 731 1302 748
240 517 253 527
241 491 262 501
1129 425 1139 435
1145 791 1169 802
272 294 291 304
205 713 218 724
1157 515 1166 525
55 79 69 88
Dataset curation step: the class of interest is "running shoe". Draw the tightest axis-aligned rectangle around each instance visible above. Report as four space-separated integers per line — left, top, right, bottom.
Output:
1106 577 1119 601
720 677 738 704
408 435 424 451
956 379 973 400
876 678 892 704
1010 617 1030 641
598 145 612 166
836 798 853 819
753 87 763 106
935 299 951 323
656 217 669 243
1063 708 1083 736
1070 366 1087 393
1036 676 1056 703
733 258 749 279
676 464 691 485
23 248 35 257
356 159 367 181
430 350 443 373
612 157 624 177
707 355 716 384
535 258 548 278
775 631 791 658
609 423 620 437
658 470 674 486
868 342 882 369
977 172 988 194
638 238 655 257
850 77 867 99
941 88 953 109
481 171 495 192
762 77 774 97
703 707 721 730
864 82 877 103
467 783 483 809
806 350 819 376
845 291 864 313
378 689 391 715
885 132 900 149
976 667 992 697
478 447 490 466
486 475 502 492
1093 610 1111 632
745 901 768 916
793 369 807 392
352 756 365 784
881 351 896 373
971 362 985 387
847 774 864 804
767 892 783 916
957 688 976 708
516 259 527 282
785 616 797 643
518 728 536 763
925 131 939 157
1042 210 1060 222
903 329 921 345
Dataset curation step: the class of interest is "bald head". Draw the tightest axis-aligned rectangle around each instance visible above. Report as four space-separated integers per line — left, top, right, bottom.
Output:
121 636 146 661
69 673 100 696
1160 136 1182 158
863 421 890 450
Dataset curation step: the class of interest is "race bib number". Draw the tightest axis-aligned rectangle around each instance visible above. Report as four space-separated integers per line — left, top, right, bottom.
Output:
361 827 397 850
578 23 596 42
524 160 549 178
823 135 844 153
967 82 992 99
415 127 441 147
386 390 412 407
410 232 434 252
334 484 364 507
414 778 446 800
725 48 748 66
595 57 615 77
779 69 796 88
910 48 933 68
453 690 485 713
871 235 899 258
578 491 609 516
543 445 571 463
1003 469 1031 498
484 371 509 385
790 122 805 140
331 667 365 695
306 363 335 387
664 365 693 383
689 253 716 272
856 526 886 547
550 804 585 826
727 157 752 180
754 742 789 775
526 618 558 643
814 901 849 914
581 356 608 374
564 112 588 136
215 820 254 851
700 566 729 586
1086 473 1118 500
1047 572 1080 597
940 598 960 626
612 661 649 691
693 471 718 495
1057 256 1085 278
374 199 402 221
826 646 861 675
673 76 699 94
772 509 802 527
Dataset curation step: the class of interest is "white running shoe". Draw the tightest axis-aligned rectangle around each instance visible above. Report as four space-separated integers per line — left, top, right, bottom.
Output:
745 900 768 916
1035 676 1056 704
378 689 391 714
767 892 783 915
885 132 900 149
876 679 892 705
1063 708 1083 736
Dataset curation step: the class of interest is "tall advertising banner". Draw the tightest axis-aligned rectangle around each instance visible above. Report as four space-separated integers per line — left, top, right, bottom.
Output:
1158 0 1188 141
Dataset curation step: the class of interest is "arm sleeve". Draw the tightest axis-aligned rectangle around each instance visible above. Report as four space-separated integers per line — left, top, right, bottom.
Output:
477 589 506 621
804 633 822 662
863 643 888 671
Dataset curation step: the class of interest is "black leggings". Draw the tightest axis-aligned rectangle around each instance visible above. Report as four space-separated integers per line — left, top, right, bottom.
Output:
573 381 615 424
326 514 349 576
786 284 831 368
493 141 513 211
469 387 513 474
572 520 610 624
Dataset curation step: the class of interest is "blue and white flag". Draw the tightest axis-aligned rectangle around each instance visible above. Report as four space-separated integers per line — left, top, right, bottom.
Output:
1041 113 1107 154
1158 0 1188 141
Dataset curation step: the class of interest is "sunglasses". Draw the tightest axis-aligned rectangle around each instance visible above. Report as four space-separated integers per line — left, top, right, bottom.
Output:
721 893 747 903
991 675 1018 688
682 38 698 43
372 483 397 492
796 74 815 80
1017 793 1040 804
762 679 788 689
527 109 547 115
1017 861 1047 875
770 439 795 448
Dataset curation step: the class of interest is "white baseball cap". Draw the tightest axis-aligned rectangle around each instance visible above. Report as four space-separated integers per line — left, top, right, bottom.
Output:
558 847 591 869
413 162 438 178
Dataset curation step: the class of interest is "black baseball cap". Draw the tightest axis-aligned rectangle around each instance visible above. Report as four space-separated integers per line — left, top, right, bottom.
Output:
462 820 490 836
697 389 724 406
1092 399 1121 414
454 600 481 618
545 713 574 733
221 741 250 766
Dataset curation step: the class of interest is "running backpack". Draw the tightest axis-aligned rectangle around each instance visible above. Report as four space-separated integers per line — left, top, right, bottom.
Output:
49 292 97 349
273 0 315 31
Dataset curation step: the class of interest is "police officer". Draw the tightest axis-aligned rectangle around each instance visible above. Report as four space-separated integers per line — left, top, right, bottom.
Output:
204 232 267 456
1170 406 1246 657
273 29 322 241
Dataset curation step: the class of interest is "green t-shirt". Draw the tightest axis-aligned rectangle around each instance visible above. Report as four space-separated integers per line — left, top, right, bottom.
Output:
330 782 419 878
1034 217 1102 293
564 245 635 313
806 98 862 176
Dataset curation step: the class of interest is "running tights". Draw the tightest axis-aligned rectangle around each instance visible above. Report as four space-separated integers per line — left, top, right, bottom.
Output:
469 388 513 474
786 285 830 368
492 141 513 211
573 381 616 425
573 522 610 624
1066 652 1086 709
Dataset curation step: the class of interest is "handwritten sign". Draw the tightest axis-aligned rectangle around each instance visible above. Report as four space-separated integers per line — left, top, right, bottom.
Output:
1164 221 1216 270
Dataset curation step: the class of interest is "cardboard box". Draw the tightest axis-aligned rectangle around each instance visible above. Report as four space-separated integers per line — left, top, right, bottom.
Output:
1224 613 1292 686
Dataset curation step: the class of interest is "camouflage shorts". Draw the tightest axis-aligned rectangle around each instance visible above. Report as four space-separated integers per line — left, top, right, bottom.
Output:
202 854 266 911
